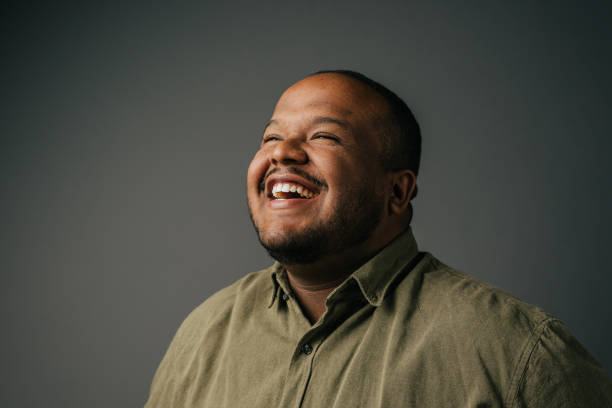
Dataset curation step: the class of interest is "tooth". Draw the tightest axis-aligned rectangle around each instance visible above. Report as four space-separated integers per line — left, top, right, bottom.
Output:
282 184 290 192
297 186 303 194
290 185 297 192
272 184 279 193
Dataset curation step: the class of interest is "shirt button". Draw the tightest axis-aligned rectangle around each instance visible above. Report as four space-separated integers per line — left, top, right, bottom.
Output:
281 293 289 301
301 343 313 355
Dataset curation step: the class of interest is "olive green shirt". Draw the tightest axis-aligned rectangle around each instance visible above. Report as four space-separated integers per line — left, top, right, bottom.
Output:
146 229 612 407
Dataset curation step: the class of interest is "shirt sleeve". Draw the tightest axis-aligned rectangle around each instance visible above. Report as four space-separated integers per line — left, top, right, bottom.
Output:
512 319 612 407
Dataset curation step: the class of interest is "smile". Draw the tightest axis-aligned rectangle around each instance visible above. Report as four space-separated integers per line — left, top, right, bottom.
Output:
271 182 316 199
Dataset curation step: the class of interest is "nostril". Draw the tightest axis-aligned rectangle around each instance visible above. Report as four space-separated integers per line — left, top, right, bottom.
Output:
281 157 303 165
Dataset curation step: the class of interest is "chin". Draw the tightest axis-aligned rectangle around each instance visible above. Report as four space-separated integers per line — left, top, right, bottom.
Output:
257 229 287 247
255 222 333 265
257 228 303 248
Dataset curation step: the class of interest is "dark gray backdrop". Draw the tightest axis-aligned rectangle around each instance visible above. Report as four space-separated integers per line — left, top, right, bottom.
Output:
2 1 611 407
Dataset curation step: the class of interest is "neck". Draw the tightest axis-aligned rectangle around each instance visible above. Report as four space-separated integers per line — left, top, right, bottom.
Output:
285 272 346 324
285 247 369 324
283 225 405 324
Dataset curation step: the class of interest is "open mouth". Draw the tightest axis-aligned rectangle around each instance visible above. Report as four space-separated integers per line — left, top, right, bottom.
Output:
270 182 317 199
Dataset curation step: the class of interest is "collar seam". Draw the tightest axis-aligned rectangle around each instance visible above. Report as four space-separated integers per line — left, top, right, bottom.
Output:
353 276 383 306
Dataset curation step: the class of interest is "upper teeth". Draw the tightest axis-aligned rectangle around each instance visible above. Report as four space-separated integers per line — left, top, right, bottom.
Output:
272 182 315 199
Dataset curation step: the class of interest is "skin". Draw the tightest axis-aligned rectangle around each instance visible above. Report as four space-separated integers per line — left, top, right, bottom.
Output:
247 73 416 323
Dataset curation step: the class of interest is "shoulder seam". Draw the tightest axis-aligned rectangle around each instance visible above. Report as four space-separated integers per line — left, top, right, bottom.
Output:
504 317 557 407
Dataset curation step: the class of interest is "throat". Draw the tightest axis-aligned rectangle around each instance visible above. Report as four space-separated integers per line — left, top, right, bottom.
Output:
290 284 336 324
286 270 350 324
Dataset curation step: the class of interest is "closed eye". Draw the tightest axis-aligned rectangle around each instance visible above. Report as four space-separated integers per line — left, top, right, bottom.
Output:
262 135 281 144
312 134 340 142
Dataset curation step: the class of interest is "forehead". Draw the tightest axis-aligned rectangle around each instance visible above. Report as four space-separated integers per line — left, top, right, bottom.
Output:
270 74 389 130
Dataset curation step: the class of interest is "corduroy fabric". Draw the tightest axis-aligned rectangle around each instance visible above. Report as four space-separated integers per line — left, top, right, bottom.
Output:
145 229 612 407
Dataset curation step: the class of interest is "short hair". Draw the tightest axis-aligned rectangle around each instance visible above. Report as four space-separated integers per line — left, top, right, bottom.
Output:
309 70 421 177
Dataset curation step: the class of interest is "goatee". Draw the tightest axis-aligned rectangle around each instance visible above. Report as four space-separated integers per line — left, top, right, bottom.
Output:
248 186 384 265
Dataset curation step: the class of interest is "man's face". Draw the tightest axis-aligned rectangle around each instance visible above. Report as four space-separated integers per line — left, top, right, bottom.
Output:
246 74 390 264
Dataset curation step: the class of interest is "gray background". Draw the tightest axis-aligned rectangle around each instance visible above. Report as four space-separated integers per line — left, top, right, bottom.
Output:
2 1 611 407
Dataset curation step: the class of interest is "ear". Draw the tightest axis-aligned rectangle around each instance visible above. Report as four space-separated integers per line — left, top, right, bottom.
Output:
388 169 417 215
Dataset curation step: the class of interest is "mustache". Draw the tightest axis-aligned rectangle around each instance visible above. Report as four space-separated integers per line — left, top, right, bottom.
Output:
259 167 327 191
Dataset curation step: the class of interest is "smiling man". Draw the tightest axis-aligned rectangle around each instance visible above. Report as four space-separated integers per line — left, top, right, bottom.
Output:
145 71 612 407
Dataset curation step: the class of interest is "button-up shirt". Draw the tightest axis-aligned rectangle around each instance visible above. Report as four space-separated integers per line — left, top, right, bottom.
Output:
145 229 612 407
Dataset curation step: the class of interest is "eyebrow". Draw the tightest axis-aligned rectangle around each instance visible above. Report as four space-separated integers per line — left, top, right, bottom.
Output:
263 116 350 132
263 119 278 133
311 116 350 130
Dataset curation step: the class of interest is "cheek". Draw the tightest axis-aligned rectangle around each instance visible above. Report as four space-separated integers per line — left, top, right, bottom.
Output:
322 157 364 187
325 159 382 201
246 150 269 192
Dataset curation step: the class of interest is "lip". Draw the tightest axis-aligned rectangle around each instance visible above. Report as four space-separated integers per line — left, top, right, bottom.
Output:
268 196 318 209
264 173 323 200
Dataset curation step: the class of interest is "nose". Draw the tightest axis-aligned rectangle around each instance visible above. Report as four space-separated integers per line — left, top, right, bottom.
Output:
271 137 308 165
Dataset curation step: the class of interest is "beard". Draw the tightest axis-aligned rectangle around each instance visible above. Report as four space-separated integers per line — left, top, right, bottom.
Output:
248 183 385 265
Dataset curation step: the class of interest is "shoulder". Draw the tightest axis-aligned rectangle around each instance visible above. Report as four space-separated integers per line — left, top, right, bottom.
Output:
146 267 276 406
172 266 274 343
409 254 612 406
515 318 612 406
184 266 273 326
414 254 553 338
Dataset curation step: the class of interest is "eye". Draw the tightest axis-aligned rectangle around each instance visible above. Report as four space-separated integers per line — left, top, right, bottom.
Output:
262 135 281 144
312 133 340 143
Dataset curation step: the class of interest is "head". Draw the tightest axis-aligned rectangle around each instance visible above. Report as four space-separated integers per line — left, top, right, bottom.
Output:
246 71 421 266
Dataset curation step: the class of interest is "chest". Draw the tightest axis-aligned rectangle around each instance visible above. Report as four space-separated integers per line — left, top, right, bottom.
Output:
194 304 510 408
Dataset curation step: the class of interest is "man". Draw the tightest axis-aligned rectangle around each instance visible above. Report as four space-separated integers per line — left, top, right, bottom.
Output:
145 71 612 407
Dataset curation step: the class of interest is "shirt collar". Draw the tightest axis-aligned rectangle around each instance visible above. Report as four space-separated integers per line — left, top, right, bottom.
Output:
268 262 291 308
350 227 419 305
268 228 419 307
